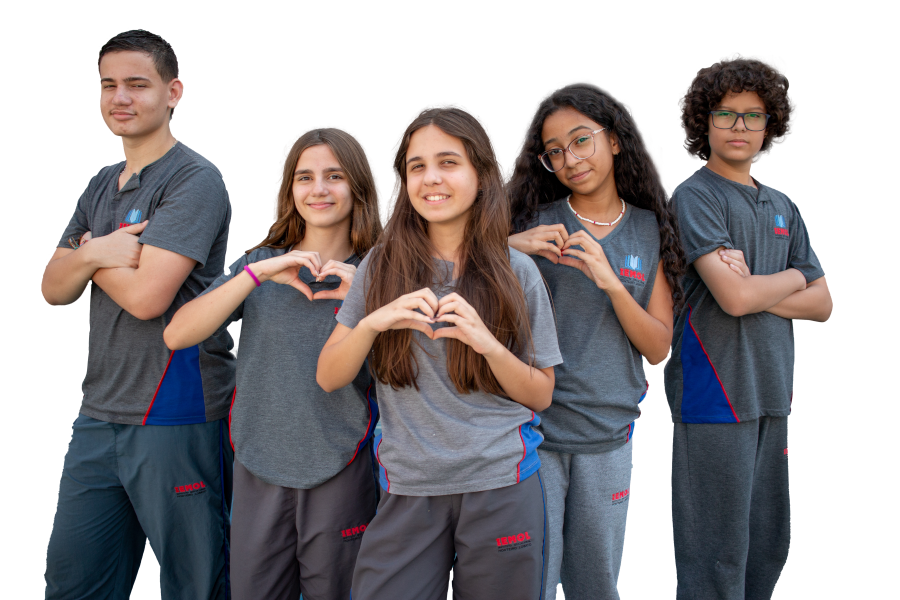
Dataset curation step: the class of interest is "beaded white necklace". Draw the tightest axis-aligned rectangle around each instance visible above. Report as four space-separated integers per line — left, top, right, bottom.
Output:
566 196 625 226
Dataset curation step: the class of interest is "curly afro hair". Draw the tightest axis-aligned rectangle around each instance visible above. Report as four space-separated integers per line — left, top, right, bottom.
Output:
682 58 791 161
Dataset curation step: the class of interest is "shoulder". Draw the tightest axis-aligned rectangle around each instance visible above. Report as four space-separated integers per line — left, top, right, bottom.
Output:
171 143 224 178
245 246 283 263
509 247 542 291
83 162 123 193
533 197 568 225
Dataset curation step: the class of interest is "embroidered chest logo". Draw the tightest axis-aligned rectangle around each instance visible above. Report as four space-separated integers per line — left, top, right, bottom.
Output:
174 481 206 497
118 208 143 229
497 531 532 552
620 255 645 282
773 215 789 237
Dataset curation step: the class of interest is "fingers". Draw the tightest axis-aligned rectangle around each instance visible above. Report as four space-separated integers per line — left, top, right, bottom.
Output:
405 320 436 339
536 249 560 264
431 325 461 342
121 220 149 235
286 250 323 273
317 260 356 282
287 278 314 301
408 287 440 314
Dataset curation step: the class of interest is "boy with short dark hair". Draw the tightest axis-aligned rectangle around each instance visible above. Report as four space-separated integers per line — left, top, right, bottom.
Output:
665 58 832 599
42 29 235 599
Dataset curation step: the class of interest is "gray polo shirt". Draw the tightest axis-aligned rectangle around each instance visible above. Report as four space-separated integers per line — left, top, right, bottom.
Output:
526 199 660 454
202 247 375 489
337 249 562 496
58 142 235 426
664 167 825 423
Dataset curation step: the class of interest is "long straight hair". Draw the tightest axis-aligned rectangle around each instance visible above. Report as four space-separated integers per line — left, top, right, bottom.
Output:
366 108 533 395
248 128 382 256
507 84 686 311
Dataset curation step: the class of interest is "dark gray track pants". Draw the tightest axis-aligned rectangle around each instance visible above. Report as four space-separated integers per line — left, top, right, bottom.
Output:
231 446 377 600
672 417 790 600
351 471 548 600
45 414 233 600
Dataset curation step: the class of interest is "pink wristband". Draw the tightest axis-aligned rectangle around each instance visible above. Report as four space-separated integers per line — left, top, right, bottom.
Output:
244 265 261 287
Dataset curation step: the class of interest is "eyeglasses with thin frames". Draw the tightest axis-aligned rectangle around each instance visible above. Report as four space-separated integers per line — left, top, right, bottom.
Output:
708 111 771 131
539 128 606 173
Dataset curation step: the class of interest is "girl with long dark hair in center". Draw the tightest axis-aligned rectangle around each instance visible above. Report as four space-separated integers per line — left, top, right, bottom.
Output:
317 107 562 600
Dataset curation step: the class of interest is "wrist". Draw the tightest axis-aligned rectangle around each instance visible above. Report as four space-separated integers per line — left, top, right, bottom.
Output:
244 264 263 286
601 278 627 297
480 338 507 361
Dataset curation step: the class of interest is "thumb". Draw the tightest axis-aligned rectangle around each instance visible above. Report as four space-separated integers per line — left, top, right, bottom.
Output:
287 279 314 302
123 220 149 235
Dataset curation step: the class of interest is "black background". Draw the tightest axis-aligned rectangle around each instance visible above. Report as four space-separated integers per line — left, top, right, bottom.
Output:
37 28 833 598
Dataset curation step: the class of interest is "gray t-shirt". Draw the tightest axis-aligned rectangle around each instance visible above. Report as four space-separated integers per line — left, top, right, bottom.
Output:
664 167 825 423
527 199 660 454
337 249 562 496
58 142 235 425
202 247 375 489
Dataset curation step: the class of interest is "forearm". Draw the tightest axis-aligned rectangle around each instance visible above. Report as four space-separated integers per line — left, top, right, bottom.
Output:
41 248 99 305
317 322 379 392
91 267 168 320
765 277 832 321
483 346 554 411
606 284 672 364
712 270 806 317
165 271 255 349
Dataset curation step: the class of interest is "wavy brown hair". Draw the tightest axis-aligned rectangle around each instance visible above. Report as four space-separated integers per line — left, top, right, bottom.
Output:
507 83 686 312
682 57 791 161
366 108 533 395
248 128 382 256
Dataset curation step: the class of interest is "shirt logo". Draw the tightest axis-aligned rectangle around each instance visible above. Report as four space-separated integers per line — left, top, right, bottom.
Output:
118 208 143 229
619 255 645 282
774 215 789 237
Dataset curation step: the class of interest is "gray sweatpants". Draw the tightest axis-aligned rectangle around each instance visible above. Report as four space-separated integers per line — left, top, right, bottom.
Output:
672 417 790 600
539 442 633 600
231 445 377 600
351 471 547 600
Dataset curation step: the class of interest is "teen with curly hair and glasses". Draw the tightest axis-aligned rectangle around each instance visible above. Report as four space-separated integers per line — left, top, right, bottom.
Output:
507 83 686 600
665 58 832 599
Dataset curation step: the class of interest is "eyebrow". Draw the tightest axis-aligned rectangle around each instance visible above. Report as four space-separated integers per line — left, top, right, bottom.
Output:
294 166 344 176
715 105 767 111
100 76 153 84
543 125 593 147
406 151 463 166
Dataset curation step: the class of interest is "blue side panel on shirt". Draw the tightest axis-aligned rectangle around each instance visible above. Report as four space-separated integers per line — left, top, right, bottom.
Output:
518 412 543 482
145 345 207 425
679 307 737 423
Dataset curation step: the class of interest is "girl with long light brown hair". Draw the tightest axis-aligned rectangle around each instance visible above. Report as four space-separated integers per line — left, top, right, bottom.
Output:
317 108 562 600
165 128 382 600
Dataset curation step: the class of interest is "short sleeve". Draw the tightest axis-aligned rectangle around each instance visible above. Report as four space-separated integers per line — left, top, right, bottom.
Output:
787 202 825 283
515 254 563 369
138 165 229 268
336 253 372 329
672 185 734 265
199 252 251 324
57 181 95 249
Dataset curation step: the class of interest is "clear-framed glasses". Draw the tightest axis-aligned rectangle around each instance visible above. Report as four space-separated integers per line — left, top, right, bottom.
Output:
708 111 771 131
538 128 606 172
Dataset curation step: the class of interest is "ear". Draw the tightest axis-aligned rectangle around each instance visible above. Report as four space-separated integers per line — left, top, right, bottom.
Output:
168 78 184 111
609 133 621 156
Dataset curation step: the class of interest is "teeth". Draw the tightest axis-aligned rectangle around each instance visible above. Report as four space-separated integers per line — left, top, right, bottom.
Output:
426 195 449 201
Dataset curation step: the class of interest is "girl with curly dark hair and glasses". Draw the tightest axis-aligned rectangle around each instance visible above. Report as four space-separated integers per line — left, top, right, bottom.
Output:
507 83 686 600
665 58 831 599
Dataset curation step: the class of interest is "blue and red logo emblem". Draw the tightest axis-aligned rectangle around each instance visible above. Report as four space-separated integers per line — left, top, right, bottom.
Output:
774 215 789 236
620 255 645 281
118 208 143 229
